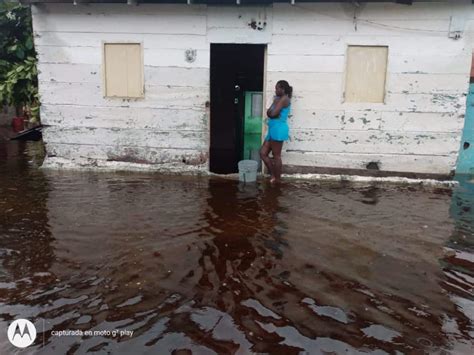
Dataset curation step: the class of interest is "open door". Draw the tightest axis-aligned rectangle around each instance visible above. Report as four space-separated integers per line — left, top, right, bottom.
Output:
209 44 265 174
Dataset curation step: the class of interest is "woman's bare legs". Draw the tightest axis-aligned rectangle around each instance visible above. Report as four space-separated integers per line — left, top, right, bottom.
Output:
259 140 274 178
270 141 283 183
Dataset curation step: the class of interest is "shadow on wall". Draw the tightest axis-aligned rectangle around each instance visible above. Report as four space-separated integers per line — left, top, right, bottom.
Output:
0 105 14 127
0 105 15 140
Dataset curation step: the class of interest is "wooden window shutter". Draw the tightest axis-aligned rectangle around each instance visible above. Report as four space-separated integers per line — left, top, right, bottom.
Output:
104 43 143 98
345 46 388 103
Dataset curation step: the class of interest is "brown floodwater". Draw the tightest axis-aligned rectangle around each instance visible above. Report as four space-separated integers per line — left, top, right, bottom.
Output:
0 140 473 354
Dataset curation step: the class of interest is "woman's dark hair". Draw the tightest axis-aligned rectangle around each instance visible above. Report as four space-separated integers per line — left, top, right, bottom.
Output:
277 80 293 98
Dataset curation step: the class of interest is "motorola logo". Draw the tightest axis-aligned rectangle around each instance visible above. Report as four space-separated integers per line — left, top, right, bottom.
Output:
7 319 37 348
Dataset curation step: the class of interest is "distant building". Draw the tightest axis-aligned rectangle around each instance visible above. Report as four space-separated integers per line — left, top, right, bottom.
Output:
26 0 474 177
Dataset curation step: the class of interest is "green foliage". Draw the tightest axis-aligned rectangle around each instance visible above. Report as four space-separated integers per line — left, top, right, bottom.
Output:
0 1 40 122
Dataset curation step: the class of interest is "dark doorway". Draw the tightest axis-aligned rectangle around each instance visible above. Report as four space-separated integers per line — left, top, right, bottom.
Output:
210 44 265 174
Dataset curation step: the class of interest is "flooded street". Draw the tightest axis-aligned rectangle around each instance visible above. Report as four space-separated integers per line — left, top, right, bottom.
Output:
0 140 473 354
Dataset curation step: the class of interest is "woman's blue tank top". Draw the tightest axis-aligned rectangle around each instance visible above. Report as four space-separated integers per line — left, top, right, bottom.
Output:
268 102 290 125
278 105 290 122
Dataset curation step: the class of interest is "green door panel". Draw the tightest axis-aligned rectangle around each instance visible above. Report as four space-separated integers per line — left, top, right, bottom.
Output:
243 92 263 161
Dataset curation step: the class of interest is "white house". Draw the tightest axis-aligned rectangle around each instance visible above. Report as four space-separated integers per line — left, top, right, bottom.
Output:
26 0 474 177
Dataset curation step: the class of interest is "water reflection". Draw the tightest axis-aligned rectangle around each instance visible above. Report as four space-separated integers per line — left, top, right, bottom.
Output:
0 140 473 354
358 186 380 206
0 141 53 327
440 174 474 353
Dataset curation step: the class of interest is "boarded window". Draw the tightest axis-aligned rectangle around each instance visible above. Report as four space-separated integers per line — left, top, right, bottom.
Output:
103 43 143 98
344 46 388 103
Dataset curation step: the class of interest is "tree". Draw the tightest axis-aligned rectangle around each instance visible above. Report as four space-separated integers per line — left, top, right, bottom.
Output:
0 0 39 123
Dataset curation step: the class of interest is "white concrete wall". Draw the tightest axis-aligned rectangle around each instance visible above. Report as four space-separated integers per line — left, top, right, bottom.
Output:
32 2 474 175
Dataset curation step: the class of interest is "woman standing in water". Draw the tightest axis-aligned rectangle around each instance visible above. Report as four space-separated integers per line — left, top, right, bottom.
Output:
260 80 292 184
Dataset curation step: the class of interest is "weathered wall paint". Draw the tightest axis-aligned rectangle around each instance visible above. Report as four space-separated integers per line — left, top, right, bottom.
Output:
31 2 474 175
269 3 472 175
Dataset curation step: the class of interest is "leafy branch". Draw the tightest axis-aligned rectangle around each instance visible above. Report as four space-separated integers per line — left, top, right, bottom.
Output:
0 1 40 122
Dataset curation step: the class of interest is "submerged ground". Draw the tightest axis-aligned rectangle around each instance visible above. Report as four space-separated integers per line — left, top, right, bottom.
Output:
0 140 473 354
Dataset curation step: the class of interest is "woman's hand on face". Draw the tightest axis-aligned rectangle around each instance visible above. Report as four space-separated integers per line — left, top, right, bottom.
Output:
272 95 283 107
267 95 289 118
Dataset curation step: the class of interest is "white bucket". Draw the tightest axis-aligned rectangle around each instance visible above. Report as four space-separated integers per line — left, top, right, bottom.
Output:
238 160 258 183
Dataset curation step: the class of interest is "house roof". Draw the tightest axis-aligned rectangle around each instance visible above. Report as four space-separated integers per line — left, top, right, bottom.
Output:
20 0 417 5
